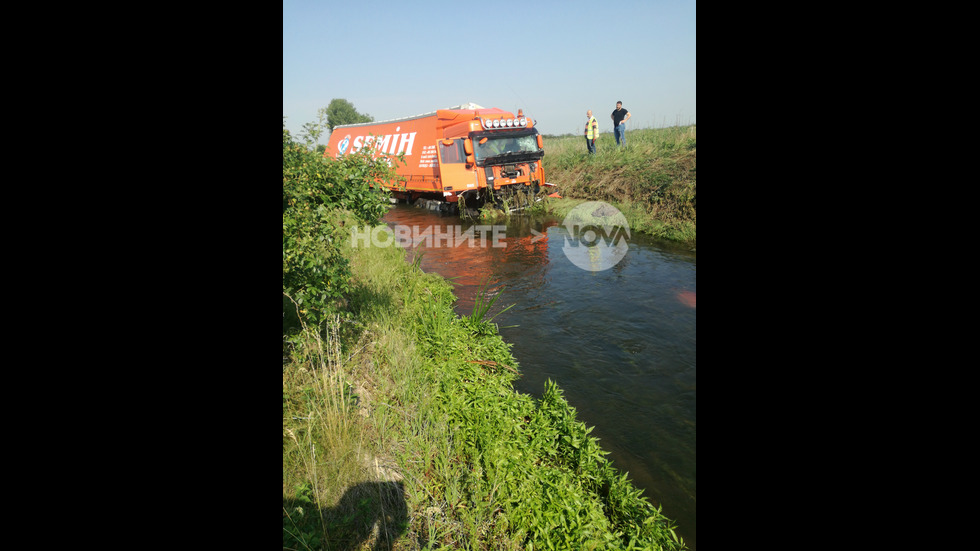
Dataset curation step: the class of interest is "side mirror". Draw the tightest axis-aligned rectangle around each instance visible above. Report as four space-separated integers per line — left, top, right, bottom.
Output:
537 135 544 149
464 139 476 166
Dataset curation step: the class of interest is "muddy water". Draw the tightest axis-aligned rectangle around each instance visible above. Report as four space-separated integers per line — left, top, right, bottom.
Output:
382 204 696 549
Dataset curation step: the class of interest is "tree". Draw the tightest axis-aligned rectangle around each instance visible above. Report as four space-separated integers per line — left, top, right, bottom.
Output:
299 122 322 149
326 99 373 130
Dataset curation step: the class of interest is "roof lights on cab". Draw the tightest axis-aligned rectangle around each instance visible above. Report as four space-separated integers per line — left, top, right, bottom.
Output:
480 117 529 129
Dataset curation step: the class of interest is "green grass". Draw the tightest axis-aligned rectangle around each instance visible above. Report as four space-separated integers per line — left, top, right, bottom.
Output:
540 125 696 244
283 211 688 550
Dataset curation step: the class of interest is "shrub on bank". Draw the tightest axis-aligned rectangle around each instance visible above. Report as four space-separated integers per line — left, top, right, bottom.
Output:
282 125 393 329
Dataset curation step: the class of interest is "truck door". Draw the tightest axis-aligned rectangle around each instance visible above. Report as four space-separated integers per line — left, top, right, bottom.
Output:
436 139 475 196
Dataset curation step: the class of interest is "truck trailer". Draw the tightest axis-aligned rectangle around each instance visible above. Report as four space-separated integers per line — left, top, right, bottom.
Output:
323 103 548 214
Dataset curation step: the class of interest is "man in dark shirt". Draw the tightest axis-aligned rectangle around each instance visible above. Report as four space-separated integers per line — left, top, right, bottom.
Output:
611 101 631 147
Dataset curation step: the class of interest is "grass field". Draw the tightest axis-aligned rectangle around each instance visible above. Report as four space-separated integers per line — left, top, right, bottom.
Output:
539 125 695 243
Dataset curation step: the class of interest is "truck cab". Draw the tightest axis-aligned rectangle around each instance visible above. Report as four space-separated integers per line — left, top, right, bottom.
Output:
436 109 546 212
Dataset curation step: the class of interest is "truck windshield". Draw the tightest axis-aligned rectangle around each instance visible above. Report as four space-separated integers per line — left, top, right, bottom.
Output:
473 134 539 161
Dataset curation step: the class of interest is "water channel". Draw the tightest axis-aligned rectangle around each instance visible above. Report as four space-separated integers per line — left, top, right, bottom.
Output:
382 203 696 549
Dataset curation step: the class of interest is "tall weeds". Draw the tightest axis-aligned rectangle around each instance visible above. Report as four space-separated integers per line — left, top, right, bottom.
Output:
543 125 696 243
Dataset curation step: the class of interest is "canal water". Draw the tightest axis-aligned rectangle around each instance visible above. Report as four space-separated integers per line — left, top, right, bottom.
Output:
382 203 697 549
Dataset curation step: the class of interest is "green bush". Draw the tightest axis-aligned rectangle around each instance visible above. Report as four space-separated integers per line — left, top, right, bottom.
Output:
282 127 395 330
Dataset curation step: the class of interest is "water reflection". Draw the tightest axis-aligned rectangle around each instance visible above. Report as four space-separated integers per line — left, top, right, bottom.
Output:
390 210 559 315
382 204 696 549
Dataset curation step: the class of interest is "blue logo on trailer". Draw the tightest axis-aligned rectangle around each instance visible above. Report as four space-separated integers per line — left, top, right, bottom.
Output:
338 135 351 155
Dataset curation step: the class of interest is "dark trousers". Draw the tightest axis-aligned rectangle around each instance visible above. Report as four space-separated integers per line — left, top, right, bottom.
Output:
586 136 596 154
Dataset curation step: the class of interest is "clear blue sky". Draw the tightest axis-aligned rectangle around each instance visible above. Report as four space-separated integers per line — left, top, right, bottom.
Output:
283 0 695 139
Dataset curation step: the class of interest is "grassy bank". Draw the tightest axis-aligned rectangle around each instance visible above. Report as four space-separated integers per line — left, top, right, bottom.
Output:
283 122 688 550
540 125 696 244
283 214 687 550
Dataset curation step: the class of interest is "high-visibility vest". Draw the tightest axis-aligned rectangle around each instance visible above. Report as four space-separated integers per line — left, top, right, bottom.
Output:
585 116 598 139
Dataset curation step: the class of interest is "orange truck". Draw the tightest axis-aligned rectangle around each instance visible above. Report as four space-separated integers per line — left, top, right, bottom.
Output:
323 103 548 213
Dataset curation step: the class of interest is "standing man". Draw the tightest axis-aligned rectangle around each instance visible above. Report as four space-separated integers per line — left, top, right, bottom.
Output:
585 110 598 154
611 101 631 147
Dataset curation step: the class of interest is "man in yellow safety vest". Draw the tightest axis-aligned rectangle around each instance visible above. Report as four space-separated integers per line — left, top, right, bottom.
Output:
585 110 598 154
